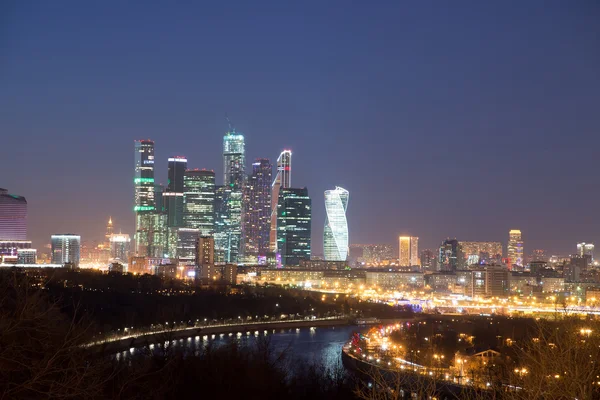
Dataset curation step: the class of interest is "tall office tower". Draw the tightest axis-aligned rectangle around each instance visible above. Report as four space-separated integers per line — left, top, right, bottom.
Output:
459 241 503 265
134 140 155 255
0 188 27 240
164 156 187 228
148 213 167 258
420 249 437 270
438 238 461 272
270 150 292 252
213 186 242 263
577 243 594 261
398 236 419 266
105 217 113 244
51 234 81 266
109 233 131 261
323 187 349 261
183 169 215 234
154 184 165 212
223 129 246 189
277 188 312 266
243 159 272 262
507 229 524 267
176 228 200 265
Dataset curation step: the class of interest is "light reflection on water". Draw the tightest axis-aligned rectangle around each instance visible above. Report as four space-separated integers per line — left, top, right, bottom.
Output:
115 325 366 371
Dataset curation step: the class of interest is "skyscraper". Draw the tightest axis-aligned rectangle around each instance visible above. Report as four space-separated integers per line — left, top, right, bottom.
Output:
398 236 419 266
323 187 349 261
164 156 187 228
176 228 200 265
213 186 242 263
270 150 292 252
51 234 81 266
277 188 311 266
221 127 245 263
223 129 245 189
507 229 524 267
439 239 461 272
183 169 215 235
134 140 155 255
243 159 272 262
0 188 27 240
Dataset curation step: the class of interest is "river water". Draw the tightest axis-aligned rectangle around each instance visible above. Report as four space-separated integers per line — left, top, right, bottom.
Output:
116 325 368 371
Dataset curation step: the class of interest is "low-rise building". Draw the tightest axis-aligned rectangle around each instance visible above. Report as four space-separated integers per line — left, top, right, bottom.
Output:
365 271 424 290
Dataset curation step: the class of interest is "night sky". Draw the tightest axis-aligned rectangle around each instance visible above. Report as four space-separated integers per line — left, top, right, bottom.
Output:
1 1 599 255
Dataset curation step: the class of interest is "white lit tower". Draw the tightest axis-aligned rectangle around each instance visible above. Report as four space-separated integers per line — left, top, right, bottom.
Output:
270 150 292 252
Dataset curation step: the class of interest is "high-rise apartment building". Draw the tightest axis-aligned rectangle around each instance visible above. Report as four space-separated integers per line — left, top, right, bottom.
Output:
459 241 503 265
197 235 215 282
183 169 215 234
243 159 272 262
507 230 524 267
323 187 349 261
270 150 292 252
398 236 419 266
277 188 311 266
164 156 187 228
420 249 437 270
0 188 27 240
109 233 131 261
51 234 81 266
134 140 155 255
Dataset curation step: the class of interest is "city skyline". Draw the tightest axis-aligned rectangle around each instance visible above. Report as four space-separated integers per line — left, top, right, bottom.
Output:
2 2 599 255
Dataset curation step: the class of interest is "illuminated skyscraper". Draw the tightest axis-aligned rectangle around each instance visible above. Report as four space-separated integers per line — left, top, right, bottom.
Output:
176 228 200 265
243 159 272 262
277 188 311 266
134 140 155 255
183 169 215 235
214 186 242 263
223 129 245 189
507 229 524 267
577 242 594 261
270 150 292 252
164 156 187 228
323 187 349 261
459 241 503 265
398 236 419 266
51 234 81 266
0 188 27 240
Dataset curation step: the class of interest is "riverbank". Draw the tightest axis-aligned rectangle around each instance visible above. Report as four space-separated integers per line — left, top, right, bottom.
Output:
88 317 351 355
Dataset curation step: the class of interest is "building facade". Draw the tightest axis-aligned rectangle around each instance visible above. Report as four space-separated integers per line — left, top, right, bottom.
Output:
270 150 292 252
164 156 187 228
277 188 312 266
398 236 419 266
459 241 503 265
507 230 524 267
51 234 81 266
134 140 155 255
243 159 272 262
109 233 131 261
324 187 349 261
214 186 242 263
183 169 215 234
439 239 461 272
0 188 27 240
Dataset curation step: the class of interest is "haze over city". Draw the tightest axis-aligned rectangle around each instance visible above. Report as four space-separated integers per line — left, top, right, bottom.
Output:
2 1 600 254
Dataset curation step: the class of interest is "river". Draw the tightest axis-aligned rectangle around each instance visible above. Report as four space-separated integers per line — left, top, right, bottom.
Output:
115 325 368 371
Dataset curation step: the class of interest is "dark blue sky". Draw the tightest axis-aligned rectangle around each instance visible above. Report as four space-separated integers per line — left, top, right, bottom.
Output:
1 1 599 255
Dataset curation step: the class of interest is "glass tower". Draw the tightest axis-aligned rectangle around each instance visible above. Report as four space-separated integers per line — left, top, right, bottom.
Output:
164 156 187 228
183 169 215 235
214 185 242 263
223 129 245 189
323 186 349 261
270 150 292 252
134 140 155 255
276 188 311 266
243 159 272 262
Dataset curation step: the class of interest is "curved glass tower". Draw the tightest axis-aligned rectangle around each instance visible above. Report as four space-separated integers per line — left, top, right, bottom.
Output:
323 187 349 261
